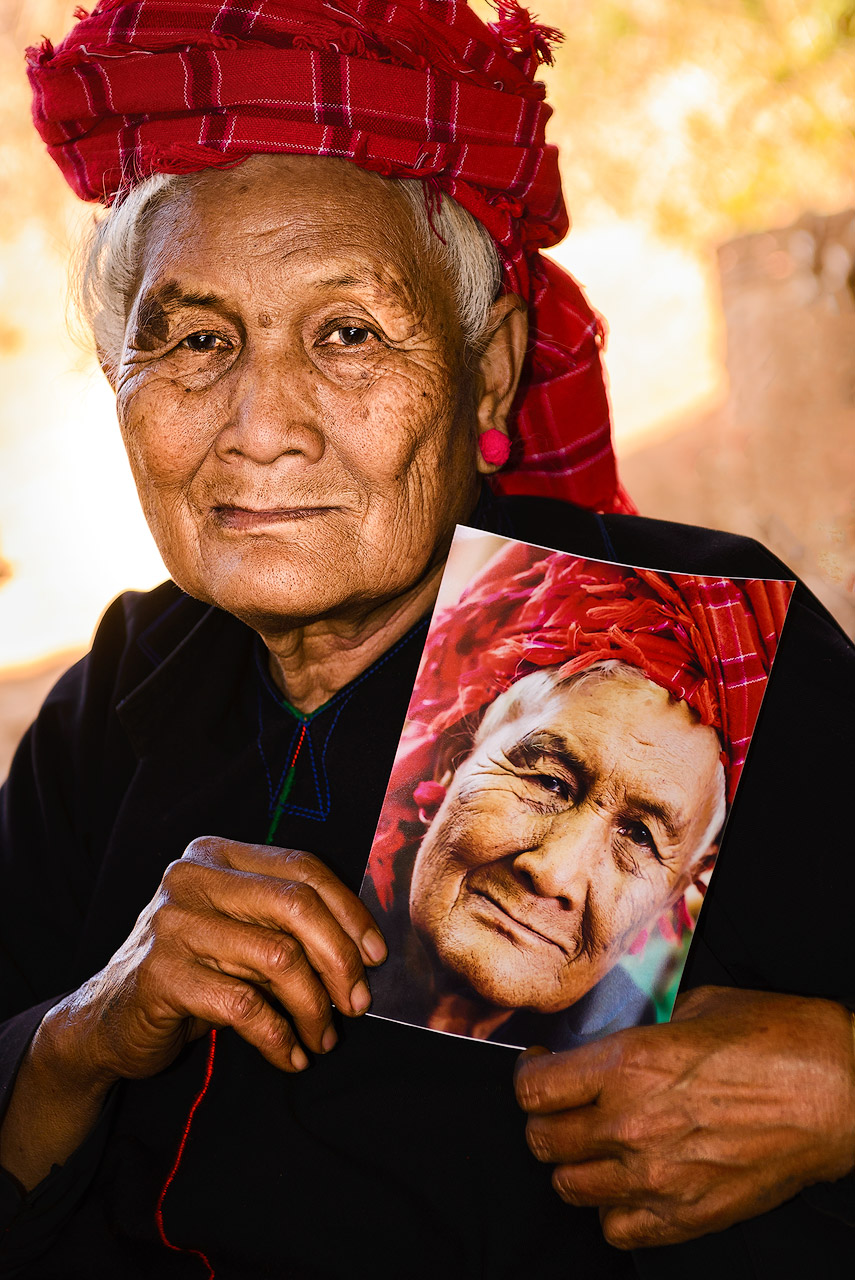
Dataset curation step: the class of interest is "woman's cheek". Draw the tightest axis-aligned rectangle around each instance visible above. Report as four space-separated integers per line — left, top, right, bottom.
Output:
317 390 424 478
597 866 673 960
442 784 546 866
316 357 462 473
120 385 215 486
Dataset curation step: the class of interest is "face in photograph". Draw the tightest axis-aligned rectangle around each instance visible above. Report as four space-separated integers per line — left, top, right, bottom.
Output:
409 666 726 1015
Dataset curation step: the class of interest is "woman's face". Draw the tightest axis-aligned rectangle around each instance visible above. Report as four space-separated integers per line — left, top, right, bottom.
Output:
409 674 725 1015
113 155 490 633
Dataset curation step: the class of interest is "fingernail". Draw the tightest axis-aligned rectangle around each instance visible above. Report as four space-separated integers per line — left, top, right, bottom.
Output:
350 980 371 1014
321 1025 338 1053
362 928 387 964
515 1045 549 1075
290 1044 309 1071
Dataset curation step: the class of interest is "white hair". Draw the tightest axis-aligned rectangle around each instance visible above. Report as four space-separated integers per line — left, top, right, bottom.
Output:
75 164 503 380
475 660 727 863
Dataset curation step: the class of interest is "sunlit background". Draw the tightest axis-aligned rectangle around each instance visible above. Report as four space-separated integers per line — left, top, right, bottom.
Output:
2 0 854 775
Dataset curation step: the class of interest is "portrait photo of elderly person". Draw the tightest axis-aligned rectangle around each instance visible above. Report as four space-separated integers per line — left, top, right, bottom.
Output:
2 2 855 1277
364 539 791 1051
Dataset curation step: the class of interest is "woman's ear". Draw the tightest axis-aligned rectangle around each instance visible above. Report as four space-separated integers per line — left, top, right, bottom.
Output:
472 295 529 475
693 848 718 886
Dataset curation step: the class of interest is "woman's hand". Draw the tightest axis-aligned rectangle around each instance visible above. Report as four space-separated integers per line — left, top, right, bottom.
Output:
514 986 855 1249
55 835 387 1080
0 836 386 1190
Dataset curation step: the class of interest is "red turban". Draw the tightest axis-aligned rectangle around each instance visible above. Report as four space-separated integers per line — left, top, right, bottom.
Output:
369 540 793 911
27 0 631 514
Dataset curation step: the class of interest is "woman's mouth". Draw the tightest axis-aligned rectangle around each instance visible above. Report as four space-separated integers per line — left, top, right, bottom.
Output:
467 885 566 952
212 505 337 530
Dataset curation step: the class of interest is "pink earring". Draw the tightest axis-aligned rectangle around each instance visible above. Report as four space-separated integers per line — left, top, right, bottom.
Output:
413 780 447 824
478 428 511 467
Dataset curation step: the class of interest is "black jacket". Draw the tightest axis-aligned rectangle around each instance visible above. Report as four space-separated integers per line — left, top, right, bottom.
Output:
1 495 853 1278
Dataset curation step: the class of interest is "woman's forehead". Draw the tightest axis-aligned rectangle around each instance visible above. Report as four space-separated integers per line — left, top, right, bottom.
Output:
491 674 721 780
134 155 446 316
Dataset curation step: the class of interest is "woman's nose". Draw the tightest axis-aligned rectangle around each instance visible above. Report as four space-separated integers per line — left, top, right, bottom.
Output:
215 346 325 466
513 809 607 907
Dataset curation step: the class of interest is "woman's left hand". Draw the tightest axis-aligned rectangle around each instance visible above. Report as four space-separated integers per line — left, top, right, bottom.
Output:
514 985 855 1249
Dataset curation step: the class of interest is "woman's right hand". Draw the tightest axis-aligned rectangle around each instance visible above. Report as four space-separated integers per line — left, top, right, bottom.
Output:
1 836 385 1193
43 835 388 1087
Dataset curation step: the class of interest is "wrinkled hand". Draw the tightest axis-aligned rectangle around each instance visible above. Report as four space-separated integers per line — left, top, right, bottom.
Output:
515 986 855 1249
45 836 387 1087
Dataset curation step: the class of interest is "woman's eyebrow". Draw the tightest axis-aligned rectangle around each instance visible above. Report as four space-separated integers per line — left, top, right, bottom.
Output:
622 794 686 842
311 271 410 306
314 273 367 289
505 730 590 782
132 281 230 346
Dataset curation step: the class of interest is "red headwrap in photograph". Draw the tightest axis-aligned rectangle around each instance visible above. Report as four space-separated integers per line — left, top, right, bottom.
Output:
27 0 631 513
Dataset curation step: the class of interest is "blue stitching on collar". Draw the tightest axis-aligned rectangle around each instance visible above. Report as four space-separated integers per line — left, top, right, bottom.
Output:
257 615 430 827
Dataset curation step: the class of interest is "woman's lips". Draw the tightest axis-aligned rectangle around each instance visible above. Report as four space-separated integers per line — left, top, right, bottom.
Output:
212 505 337 530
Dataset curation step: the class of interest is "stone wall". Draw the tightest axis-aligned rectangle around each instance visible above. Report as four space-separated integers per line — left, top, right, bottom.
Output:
622 210 855 637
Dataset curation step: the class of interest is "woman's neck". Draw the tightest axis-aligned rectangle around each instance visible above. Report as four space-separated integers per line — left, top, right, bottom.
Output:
261 560 444 713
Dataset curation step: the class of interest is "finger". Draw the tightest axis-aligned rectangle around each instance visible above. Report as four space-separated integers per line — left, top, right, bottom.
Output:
525 1107 615 1165
175 910 336 1055
515 1038 619 1114
599 1205 679 1251
184 838 387 965
166 860 370 1017
517 1044 551 1065
162 961 309 1073
551 1159 636 1208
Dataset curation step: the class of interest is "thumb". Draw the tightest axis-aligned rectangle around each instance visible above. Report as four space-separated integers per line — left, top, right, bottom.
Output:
518 1044 551 1063
513 1042 551 1088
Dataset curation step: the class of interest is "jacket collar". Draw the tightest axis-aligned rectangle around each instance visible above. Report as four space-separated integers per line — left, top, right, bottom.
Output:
115 482 509 759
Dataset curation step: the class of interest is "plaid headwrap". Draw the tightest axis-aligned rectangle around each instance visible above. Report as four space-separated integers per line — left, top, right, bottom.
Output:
27 0 631 513
368 540 793 911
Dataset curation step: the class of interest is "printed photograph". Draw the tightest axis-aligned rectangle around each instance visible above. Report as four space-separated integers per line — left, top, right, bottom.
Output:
361 528 794 1050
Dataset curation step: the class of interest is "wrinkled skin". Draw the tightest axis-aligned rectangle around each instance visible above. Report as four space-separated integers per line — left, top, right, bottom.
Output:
112 154 523 709
0 155 529 1192
410 674 723 1020
53 838 387 1081
515 986 855 1249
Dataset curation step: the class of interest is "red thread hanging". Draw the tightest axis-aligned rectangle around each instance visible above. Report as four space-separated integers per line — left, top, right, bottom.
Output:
155 1029 219 1278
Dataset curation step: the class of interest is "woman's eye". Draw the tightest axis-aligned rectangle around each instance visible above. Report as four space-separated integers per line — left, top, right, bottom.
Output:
323 326 374 347
530 773 572 801
618 820 657 853
181 332 229 352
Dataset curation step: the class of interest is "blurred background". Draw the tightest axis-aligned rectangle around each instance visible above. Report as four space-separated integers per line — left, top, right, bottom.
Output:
2 0 854 778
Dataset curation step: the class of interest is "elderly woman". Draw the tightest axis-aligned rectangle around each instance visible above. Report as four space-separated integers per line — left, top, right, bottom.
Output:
364 551 788 1049
1 2 853 1276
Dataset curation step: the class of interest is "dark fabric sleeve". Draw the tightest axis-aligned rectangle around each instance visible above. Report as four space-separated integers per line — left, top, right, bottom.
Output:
0 1001 118 1274
0 592 160 1268
801 1175 855 1225
0 592 151 1023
